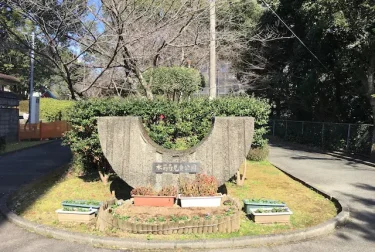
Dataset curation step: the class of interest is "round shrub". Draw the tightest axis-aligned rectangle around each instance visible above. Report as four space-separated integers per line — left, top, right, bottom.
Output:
247 144 269 161
143 67 202 101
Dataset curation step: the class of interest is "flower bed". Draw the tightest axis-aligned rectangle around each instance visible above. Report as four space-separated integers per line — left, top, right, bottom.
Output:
131 185 176 207
96 197 241 234
250 207 293 224
243 199 286 214
179 174 222 207
179 194 223 207
62 200 102 209
56 207 97 223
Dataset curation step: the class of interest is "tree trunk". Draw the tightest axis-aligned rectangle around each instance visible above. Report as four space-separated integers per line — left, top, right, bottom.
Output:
241 161 247 185
367 56 375 160
236 171 243 186
371 106 375 161
98 169 109 185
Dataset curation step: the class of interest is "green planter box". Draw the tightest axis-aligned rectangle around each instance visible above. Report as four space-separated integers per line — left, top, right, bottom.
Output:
62 200 102 209
243 199 286 214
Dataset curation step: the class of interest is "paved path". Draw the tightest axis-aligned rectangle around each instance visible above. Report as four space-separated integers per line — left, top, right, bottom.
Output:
0 141 113 252
1 142 375 251
215 144 375 252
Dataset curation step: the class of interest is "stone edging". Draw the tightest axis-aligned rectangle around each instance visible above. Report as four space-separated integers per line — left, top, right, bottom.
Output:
0 174 350 250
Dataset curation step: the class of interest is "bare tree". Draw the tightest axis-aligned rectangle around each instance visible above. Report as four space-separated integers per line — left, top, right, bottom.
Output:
3 0 278 99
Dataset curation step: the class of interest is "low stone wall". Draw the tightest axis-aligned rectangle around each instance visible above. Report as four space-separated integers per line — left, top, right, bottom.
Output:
96 196 242 235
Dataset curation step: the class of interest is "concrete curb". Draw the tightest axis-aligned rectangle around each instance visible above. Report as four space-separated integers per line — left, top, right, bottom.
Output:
0 171 350 251
0 140 59 158
324 151 375 169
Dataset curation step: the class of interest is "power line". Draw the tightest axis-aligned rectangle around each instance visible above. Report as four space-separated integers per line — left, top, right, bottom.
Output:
260 0 328 70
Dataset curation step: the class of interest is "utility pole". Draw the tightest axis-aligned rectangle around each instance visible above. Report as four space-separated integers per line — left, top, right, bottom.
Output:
29 31 35 121
209 0 216 99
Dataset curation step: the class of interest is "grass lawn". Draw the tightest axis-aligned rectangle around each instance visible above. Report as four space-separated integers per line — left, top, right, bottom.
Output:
10 161 337 240
1 141 48 154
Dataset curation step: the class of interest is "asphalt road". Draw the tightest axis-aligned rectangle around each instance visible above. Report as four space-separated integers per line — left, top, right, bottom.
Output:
1 141 375 251
214 143 375 252
0 141 112 252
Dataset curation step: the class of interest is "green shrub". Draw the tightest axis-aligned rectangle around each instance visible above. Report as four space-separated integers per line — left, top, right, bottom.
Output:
247 144 269 161
19 98 74 121
63 96 271 173
143 67 202 101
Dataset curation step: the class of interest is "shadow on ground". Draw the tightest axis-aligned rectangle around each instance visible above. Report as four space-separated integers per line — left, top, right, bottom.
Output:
269 139 375 171
110 177 133 200
334 183 375 242
0 141 72 229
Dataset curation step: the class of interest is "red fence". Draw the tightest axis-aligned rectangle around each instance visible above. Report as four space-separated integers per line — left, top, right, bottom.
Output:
19 121 71 141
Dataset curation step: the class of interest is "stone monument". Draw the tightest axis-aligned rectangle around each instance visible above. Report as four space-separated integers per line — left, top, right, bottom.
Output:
98 116 254 190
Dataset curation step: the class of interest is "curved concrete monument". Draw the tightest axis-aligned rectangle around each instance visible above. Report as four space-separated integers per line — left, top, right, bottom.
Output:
98 116 254 189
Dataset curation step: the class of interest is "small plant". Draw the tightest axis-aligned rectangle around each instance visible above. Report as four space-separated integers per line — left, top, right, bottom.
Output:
157 216 166 222
131 185 177 196
192 215 200 221
131 186 155 196
170 215 179 222
62 207 91 212
254 208 289 213
243 199 284 204
178 215 189 221
147 217 156 223
224 208 233 216
223 200 233 206
179 174 218 197
63 200 101 206
118 215 130 221
158 185 177 196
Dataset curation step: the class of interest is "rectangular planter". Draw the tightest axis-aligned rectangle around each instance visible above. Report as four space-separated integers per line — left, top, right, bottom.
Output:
250 207 293 224
62 200 101 209
243 199 286 214
56 209 97 223
179 194 223 207
133 196 176 207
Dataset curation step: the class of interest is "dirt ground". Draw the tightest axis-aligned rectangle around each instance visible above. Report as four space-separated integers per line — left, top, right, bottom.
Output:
114 204 233 220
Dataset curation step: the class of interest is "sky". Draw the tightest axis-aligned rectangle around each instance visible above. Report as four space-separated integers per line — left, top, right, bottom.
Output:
88 0 105 33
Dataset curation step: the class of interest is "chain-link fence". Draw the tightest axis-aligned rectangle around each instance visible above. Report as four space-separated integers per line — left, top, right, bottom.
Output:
268 120 374 156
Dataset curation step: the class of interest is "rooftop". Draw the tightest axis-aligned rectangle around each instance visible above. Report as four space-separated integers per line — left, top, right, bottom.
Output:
0 73 20 85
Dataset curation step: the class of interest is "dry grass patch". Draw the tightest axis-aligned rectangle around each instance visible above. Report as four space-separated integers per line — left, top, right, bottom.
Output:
10 161 337 240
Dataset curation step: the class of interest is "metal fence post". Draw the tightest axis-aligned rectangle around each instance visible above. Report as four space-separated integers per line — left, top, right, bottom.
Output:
322 123 325 147
301 121 304 135
285 120 288 137
346 124 351 151
272 120 275 136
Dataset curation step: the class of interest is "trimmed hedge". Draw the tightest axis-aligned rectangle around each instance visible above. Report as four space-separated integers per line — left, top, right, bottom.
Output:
247 144 269 161
19 98 74 122
63 97 271 172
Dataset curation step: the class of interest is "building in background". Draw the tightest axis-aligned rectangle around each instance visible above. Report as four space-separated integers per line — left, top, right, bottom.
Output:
0 73 20 142
198 62 245 96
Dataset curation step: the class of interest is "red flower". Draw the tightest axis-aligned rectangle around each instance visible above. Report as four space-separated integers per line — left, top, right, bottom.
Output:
159 114 165 120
